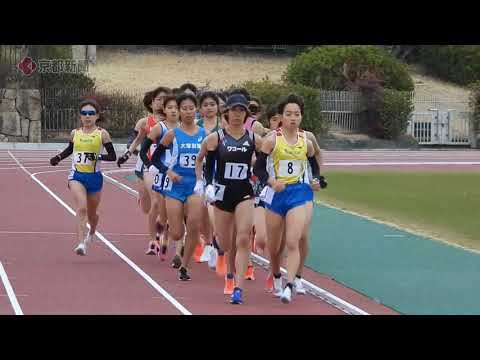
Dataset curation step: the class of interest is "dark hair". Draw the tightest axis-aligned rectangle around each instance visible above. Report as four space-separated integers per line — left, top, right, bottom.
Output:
277 94 305 116
217 91 227 103
199 91 219 107
177 92 198 108
266 105 279 121
250 96 261 106
229 88 251 102
172 88 180 95
79 98 103 122
163 94 178 109
143 86 172 113
179 83 198 95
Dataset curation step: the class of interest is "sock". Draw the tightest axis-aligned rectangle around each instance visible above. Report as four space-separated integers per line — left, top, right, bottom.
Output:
273 273 282 279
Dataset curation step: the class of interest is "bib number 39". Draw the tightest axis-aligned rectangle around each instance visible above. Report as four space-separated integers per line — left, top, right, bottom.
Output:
180 154 196 168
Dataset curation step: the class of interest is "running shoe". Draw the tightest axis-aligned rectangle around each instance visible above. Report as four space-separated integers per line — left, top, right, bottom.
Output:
265 273 274 293
208 247 217 270
74 242 87 256
273 276 283 298
159 245 168 261
178 267 191 281
230 287 243 304
146 241 157 255
224 275 235 295
294 277 306 295
244 264 255 280
171 255 182 269
281 285 293 304
215 254 227 277
199 244 212 263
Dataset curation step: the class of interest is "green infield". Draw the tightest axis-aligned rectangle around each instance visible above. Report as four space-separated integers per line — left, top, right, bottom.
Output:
317 171 480 251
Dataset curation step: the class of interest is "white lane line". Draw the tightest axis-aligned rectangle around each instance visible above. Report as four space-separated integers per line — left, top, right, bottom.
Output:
0 261 24 315
8 151 192 316
0 231 148 237
102 172 369 315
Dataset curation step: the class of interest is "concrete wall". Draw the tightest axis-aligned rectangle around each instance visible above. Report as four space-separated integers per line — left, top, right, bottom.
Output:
0 89 42 143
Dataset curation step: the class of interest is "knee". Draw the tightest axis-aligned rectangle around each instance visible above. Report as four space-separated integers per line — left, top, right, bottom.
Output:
169 227 184 242
236 232 251 250
286 238 300 252
76 205 87 217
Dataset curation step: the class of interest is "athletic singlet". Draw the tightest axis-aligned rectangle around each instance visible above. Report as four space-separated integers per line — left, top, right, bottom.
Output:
243 117 256 131
135 115 158 172
271 128 308 185
71 127 103 173
214 129 255 186
169 126 207 178
197 117 221 133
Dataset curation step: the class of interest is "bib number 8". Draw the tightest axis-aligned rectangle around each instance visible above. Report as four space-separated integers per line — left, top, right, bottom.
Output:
278 160 301 177
180 154 196 168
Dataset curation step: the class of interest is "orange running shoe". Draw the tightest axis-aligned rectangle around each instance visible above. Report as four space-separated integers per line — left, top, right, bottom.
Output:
224 275 235 295
245 264 255 280
193 242 204 263
265 273 274 293
216 254 227 277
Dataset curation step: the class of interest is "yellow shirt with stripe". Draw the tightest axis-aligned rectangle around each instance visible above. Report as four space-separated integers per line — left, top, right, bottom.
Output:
271 130 308 184
71 128 103 173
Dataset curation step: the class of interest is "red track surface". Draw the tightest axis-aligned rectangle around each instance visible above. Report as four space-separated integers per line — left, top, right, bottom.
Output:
8 148 474 315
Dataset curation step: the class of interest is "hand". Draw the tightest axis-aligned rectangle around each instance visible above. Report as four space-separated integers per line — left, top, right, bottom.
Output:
117 151 130 167
167 169 182 183
319 176 328 189
310 178 321 191
50 155 60 166
194 180 204 195
271 179 286 193
205 184 216 204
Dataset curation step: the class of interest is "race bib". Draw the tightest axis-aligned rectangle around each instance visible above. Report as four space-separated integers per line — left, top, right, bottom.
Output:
179 153 197 168
163 175 173 191
214 183 226 201
259 186 275 205
152 172 164 190
224 162 248 180
74 151 96 166
278 160 302 178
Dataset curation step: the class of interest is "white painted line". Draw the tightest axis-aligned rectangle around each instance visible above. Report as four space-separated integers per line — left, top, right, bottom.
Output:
384 235 406 238
102 173 369 315
0 261 24 315
8 151 192 315
0 231 148 237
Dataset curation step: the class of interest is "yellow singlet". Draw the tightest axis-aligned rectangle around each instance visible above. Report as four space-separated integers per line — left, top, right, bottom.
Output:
271 129 308 185
71 128 103 173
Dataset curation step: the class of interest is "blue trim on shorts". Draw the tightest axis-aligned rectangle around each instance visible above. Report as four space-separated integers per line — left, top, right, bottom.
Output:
69 171 103 194
265 182 312 217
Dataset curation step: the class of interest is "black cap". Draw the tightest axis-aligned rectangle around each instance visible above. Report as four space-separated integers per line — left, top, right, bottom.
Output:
225 94 249 111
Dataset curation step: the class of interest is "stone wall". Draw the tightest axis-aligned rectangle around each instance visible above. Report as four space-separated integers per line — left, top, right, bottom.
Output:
0 89 42 143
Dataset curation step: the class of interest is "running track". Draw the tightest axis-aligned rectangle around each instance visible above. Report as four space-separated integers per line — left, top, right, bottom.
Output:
1 148 478 315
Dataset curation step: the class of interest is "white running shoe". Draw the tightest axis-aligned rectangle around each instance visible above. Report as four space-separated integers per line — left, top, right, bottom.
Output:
281 286 292 304
273 277 283 298
294 278 306 295
200 245 212 263
74 242 87 256
208 247 217 270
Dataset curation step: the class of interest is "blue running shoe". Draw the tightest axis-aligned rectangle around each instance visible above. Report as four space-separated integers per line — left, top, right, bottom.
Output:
230 287 243 305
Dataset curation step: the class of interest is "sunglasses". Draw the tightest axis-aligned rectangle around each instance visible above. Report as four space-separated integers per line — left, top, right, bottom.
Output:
248 105 259 114
80 110 97 116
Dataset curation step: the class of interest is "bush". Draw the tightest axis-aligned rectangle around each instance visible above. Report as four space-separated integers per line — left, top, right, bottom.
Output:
377 89 414 140
235 79 328 135
468 81 480 134
283 45 414 91
416 46 480 86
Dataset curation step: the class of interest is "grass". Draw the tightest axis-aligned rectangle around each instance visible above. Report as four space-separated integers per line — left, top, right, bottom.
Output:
88 47 292 92
316 171 480 251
